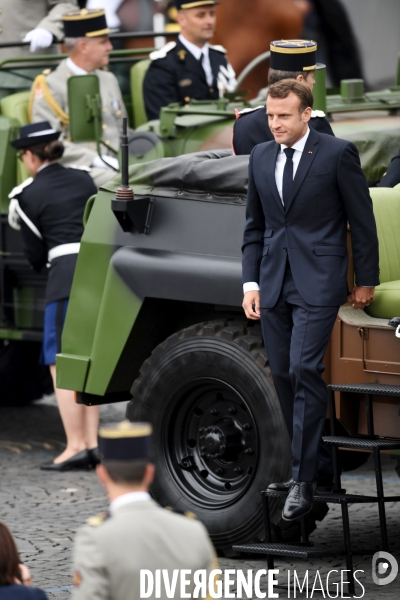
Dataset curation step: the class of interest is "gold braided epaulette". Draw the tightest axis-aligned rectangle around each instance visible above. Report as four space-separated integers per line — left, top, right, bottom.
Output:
86 511 110 527
28 72 70 126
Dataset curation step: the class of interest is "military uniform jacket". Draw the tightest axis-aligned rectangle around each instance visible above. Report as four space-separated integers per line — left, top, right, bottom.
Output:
72 500 217 600
31 59 126 169
143 39 232 121
12 162 96 304
232 105 335 155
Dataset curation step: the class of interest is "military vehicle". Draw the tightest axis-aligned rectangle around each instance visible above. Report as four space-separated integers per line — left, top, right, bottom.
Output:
1 39 400 547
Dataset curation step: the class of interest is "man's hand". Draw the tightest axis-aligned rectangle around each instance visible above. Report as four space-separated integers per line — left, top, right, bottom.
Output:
242 291 261 320
348 286 375 310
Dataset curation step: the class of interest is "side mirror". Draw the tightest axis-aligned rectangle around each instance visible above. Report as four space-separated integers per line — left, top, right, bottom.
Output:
67 74 102 143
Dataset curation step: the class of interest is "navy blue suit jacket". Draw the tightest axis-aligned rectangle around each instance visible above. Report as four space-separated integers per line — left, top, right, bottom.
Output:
242 128 380 308
0 584 48 599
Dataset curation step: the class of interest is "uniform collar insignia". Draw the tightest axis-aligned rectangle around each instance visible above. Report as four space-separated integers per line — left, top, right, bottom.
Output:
178 49 187 60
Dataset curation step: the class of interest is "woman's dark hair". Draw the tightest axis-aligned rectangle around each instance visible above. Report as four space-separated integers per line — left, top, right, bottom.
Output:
28 140 64 162
0 522 20 585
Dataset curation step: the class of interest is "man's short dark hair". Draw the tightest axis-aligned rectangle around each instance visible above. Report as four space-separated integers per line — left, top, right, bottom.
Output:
267 79 314 114
268 68 314 86
102 459 149 484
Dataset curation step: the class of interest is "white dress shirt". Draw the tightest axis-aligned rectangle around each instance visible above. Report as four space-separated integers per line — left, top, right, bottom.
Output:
109 491 151 514
66 57 88 75
179 34 214 87
243 128 310 293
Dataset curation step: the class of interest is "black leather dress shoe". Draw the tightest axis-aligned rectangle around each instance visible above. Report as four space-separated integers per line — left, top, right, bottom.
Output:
267 479 294 495
282 481 316 521
388 317 400 328
88 447 100 468
40 450 90 471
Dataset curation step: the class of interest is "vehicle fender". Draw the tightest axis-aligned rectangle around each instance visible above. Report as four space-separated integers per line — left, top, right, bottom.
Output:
111 246 243 307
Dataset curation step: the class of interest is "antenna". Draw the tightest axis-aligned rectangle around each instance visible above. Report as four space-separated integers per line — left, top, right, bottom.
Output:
115 117 133 200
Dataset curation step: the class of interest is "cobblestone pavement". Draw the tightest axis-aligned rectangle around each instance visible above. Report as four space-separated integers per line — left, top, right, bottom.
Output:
1 395 400 599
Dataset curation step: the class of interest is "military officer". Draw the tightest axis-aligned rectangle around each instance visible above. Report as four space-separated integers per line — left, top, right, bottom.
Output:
30 8 126 187
378 148 400 188
0 1 78 98
232 40 334 155
72 422 217 600
143 0 236 121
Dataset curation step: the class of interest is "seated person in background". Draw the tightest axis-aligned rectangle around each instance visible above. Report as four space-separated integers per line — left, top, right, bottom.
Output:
378 149 400 188
232 40 334 156
0 521 48 599
29 8 126 188
143 0 236 121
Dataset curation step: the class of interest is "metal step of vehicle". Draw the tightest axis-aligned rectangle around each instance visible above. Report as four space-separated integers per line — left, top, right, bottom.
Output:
322 435 400 450
328 382 400 396
232 542 340 558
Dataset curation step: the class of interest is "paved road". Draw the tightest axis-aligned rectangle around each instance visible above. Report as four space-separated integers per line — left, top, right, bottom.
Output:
1 394 400 599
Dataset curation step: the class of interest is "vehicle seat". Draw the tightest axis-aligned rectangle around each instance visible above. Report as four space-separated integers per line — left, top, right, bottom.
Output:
0 91 30 125
365 185 400 319
0 91 30 185
130 59 150 129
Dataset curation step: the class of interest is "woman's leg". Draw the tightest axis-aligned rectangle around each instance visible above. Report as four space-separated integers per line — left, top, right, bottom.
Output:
49 364 87 463
83 405 100 450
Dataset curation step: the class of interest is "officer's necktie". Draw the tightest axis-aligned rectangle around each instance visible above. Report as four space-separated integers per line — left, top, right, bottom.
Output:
282 147 295 207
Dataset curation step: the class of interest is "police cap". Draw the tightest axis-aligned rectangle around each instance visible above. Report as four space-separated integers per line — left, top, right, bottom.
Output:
270 40 321 72
175 1 219 9
62 8 109 38
98 422 153 461
11 121 60 149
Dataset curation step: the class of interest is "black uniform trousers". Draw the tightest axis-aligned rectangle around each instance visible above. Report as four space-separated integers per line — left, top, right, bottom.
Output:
260 261 339 482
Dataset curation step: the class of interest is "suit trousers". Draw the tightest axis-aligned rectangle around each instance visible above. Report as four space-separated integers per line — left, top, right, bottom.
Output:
260 262 339 482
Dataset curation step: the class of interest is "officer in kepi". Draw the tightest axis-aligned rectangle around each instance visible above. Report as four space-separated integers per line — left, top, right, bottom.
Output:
29 8 127 187
71 422 217 600
143 0 236 121
232 40 334 155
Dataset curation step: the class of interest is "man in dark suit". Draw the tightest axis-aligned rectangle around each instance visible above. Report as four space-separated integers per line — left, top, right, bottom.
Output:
232 40 334 156
143 0 236 121
378 148 400 188
242 79 379 521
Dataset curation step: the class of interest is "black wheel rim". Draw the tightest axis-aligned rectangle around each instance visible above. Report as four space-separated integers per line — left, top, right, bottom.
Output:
162 377 259 509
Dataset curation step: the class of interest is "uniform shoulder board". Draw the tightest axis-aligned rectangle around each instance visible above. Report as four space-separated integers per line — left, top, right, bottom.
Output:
42 68 52 76
238 105 264 117
209 44 227 54
311 109 326 118
165 506 197 519
8 177 34 199
149 42 177 61
86 511 110 527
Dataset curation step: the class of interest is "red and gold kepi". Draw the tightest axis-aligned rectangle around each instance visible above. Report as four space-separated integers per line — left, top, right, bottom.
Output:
175 0 219 10
270 40 324 72
62 8 109 38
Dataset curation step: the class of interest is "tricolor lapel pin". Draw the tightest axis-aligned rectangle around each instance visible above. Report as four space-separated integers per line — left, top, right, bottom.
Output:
308 151 313 154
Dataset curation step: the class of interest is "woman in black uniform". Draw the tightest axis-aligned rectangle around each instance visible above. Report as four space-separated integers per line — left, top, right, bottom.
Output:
10 121 99 471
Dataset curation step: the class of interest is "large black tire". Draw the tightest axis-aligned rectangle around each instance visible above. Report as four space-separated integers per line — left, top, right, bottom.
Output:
127 319 293 550
0 340 53 406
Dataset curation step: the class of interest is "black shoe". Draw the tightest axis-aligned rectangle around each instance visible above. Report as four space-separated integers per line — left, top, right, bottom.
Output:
267 479 294 495
282 481 316 521
88 447 100 468
40 449 90 471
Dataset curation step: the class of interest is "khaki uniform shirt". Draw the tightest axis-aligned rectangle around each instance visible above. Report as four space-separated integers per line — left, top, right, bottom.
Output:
72 500 217 600
0 1 77 89
31 58 126 183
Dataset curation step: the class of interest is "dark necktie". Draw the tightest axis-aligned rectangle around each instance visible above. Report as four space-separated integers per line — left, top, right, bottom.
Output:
282 147 295 206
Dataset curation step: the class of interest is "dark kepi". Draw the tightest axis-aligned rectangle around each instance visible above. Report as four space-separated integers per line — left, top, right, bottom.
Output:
99 422 153 461
11 121 60 149
270 39 324 71
62 8 109 38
